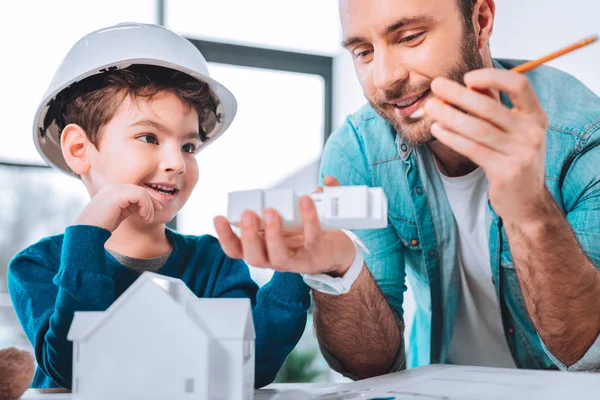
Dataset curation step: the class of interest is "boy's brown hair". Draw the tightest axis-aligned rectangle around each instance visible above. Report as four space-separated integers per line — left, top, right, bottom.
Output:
59 64 219 147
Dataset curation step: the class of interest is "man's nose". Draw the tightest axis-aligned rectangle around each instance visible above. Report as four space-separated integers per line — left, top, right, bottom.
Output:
372 49 409 92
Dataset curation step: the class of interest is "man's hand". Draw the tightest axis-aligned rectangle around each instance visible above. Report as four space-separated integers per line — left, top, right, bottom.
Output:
425 69 550 224
426 69 600 367
214 176 355 276
74 184 163 232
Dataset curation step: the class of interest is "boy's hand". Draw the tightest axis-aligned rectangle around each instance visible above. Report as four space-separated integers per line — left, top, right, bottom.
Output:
214 176 356 276
74 184 163 232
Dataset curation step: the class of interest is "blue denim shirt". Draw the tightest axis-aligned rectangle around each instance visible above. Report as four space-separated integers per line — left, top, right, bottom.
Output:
320 59 600 373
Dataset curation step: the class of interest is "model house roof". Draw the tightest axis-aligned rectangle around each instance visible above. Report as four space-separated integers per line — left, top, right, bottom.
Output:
68 272 254 342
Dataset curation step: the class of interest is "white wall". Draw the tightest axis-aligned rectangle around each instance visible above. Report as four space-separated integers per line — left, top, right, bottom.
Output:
491 0 600 95
331 0 600 346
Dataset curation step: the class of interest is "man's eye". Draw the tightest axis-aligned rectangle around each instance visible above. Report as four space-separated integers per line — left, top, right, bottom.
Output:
138 134 158 144
400 32 425 44
352 48 374 62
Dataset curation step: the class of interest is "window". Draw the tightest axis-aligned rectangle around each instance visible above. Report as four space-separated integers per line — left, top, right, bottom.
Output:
176 41 333 286
165 0 340 54
184 378 194 393
178 64 325 238
0 164 88 348
331 197 340 217
244 340 253 358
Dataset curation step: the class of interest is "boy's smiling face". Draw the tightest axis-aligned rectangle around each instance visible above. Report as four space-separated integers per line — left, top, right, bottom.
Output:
85 91 201 224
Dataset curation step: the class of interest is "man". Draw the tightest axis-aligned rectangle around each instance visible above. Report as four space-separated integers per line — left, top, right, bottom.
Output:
215 0 600 378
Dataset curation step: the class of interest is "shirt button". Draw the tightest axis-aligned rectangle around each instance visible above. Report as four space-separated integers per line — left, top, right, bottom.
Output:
400 144 408 152
428 249 437 259
508 327 515 335
410 239 419 246
415 186 423 195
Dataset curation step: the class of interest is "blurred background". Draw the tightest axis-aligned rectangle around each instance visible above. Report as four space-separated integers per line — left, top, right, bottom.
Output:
1 0 599 384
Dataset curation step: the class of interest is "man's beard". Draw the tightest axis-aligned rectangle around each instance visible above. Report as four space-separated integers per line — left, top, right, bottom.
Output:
368 30 485 146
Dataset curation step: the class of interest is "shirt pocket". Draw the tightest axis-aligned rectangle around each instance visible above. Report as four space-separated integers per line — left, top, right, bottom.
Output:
388 214 420 248
388 213 427 284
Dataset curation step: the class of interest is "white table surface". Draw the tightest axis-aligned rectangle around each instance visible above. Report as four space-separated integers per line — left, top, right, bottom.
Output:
19 364 600 399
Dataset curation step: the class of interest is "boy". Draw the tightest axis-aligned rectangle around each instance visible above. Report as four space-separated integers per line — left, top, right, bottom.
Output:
7 22 310 390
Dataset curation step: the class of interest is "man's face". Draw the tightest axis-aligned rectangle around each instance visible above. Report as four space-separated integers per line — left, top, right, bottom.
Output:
340 0 484 146
86 91 200 225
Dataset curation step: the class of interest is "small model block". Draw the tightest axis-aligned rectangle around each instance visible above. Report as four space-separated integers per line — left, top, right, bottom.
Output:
227 185 388 230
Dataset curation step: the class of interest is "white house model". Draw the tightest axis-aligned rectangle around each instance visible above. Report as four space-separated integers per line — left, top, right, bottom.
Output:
67 272 255 400
227 185 388 230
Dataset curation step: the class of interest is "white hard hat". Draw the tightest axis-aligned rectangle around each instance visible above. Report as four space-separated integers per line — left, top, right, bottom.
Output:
33 22 237 177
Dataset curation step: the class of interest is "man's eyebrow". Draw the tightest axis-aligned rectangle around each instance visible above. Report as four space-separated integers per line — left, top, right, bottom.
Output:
342 15 435 49
129 119 200 140
342 35 367 49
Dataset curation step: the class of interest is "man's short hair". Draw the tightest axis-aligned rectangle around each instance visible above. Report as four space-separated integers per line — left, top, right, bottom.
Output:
458 0 478 29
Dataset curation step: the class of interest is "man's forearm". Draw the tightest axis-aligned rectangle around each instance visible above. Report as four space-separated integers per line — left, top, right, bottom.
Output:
313 264 402 379
505 190 600 366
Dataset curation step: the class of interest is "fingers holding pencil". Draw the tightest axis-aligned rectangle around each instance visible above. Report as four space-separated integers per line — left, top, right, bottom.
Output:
409 34 598 119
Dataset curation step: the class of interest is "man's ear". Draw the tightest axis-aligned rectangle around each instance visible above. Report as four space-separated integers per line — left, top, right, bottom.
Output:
60 124 92 175
473 0 495 49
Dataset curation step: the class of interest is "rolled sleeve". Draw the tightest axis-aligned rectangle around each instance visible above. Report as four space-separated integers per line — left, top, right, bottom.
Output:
540 333 600 372
552 131 600 372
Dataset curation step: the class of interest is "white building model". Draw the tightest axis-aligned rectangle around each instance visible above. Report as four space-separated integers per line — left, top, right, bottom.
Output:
67 272 255 400
228 185 388 230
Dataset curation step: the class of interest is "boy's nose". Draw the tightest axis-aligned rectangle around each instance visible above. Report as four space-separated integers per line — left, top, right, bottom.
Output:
161 150 186 175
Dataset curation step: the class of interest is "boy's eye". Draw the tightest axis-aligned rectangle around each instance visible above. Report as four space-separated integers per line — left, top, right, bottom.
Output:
138 134 158 145
182 143 198 154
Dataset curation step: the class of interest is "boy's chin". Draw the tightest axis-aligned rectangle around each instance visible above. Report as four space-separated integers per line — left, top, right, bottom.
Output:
130 212 176 228
151 214 177 226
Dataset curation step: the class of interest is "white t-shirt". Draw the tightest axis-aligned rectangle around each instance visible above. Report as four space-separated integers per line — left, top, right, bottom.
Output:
438 166 517 368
